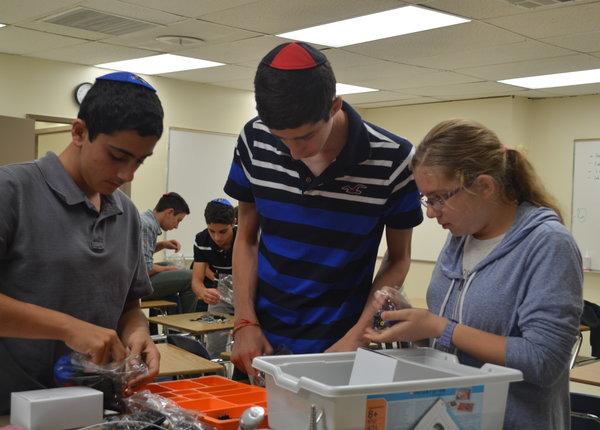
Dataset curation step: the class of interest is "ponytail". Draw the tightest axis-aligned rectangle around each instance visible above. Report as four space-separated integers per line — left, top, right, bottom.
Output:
505 148 563 223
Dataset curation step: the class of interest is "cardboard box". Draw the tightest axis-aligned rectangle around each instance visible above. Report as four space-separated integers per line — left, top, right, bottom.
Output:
11 387 103 430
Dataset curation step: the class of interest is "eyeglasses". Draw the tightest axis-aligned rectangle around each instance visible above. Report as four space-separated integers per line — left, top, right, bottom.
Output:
420 187 462 211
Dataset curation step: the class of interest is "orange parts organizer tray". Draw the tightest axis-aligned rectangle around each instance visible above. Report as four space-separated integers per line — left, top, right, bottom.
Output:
140 375 269 430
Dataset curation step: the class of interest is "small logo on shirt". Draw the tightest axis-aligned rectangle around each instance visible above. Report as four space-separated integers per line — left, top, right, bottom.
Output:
342 184 367 195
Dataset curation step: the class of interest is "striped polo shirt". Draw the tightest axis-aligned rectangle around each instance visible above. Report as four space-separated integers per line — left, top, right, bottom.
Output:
224 102 422 353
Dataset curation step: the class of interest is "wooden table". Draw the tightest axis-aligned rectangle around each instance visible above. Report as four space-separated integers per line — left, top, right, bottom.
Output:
570 359 600 387
148 311 234 335
156 343 223 377
140 299 178 311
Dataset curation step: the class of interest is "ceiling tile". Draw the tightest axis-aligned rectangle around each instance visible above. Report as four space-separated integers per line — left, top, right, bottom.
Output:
457 54 600 80
212 79 254 91
198 0 405 34
407 40 574 70
80 0 185 26
0 26 84 54
27 41 156 65
358 71 481 91
178 35 284 64
515 89 563 98
162 64 255 83
0 0 80 24
542 31 600 53
335 61 437 85
544 82 600 96
408 81 517 97
120 0 258 17
357 97 441 108
106 19 261 52
344 21 525 62
405 0 527 20
342 90 414 105
487 2 600 39
322 49 389 69
17 20 110 41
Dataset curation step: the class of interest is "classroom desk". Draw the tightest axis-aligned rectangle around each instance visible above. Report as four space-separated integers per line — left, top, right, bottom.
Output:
156 343 223 377
148 311 234 335
140 299 178 311
570 359 600 387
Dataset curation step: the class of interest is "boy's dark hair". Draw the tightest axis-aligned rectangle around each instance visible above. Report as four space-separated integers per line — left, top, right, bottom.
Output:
78 79 164 142
155 192 190 215
205 200 235 225
254 42 336 129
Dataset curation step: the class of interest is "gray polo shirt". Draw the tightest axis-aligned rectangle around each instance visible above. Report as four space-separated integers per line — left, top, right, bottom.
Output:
140 209 162 273
0 152 152 412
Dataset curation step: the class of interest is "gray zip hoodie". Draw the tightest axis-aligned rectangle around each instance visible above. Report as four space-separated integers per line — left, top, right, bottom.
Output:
427 202 583 429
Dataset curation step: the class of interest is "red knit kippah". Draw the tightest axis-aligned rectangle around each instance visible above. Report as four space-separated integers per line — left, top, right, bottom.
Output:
261 42 327 71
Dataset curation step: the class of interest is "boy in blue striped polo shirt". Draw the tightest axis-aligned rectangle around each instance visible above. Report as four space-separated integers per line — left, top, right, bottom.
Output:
224 42 423 375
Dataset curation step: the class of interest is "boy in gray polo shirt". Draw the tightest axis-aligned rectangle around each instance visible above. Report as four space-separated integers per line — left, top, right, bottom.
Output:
0 72 164 413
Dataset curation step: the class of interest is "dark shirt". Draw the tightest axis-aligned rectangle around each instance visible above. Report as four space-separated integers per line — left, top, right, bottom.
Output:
224 102 422 353
193 227 237 281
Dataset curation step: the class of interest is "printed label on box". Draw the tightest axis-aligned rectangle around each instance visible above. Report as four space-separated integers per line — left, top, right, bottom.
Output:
365 385 484 430
365 398 387 430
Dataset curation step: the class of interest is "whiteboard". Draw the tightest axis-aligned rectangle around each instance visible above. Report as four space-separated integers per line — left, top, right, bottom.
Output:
377 212 448 263
167 128 237 258
572 139 600 271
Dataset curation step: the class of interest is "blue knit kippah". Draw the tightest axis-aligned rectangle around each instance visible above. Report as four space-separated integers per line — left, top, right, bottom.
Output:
211 198 233 207
96 71 156 92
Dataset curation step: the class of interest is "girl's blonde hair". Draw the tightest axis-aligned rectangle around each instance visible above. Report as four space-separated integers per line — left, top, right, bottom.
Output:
411 119 563 223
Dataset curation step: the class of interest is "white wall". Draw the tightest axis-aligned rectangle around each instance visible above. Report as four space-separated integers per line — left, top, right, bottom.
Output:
0 53 256 214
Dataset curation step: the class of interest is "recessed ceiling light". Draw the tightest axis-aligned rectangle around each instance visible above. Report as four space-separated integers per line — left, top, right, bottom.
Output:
95 54 224 75
336 83 378 95
277 6 469 47
499 69 600 89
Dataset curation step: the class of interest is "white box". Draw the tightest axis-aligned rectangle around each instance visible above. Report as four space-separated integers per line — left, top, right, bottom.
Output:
253 347 523 430
11 387 103 430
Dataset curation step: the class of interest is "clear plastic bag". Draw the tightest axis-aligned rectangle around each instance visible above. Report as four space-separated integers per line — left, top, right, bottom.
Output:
79 391 208 429
216 274 234 306
118 391 206 429
371 286 412 331
54 353 148 412
164 251 186 270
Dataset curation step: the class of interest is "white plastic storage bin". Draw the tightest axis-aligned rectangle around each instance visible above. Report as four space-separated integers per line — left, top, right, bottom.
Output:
253 347 522 430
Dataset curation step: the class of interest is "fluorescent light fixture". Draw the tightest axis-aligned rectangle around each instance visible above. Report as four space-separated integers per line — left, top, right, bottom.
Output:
95 54 224 75
499 69 600 89
336 83 378 95
0 23 5 28
277 6 469 47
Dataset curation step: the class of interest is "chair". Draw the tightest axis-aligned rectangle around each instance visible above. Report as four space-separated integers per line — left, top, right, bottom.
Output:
571 392 600 429
166 333 211 360
571 331 585 370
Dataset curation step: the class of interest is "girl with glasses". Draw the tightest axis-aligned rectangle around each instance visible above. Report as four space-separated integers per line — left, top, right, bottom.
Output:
366 119 583 430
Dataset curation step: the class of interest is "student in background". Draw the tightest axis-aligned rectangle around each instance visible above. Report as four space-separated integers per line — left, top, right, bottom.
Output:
366 119 583 429
224 42 422 375
192 198 237 358
0 72 163 412
140 192 196 314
